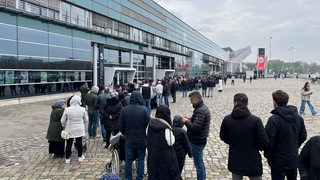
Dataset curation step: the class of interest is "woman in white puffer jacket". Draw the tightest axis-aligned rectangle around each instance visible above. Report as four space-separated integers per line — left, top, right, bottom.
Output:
61 95 88 164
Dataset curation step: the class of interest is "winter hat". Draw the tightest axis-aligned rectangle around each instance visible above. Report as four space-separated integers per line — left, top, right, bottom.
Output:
173 115 184 128
91 86 99 94
57 99 65 107
99 173 120 180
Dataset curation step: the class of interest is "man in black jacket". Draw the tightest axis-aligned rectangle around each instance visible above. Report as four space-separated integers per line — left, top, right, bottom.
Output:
264 90 307 180
220 93 268 180
170 79 178 103
181 91 210 180
119 91 150 180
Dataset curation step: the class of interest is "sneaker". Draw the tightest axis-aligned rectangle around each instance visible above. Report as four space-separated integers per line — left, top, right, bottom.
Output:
78 155 85 162
65 159 70 164
312 112 318 116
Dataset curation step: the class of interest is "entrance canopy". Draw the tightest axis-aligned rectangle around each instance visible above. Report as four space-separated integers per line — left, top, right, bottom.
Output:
104 67 136 88
156 69 175 80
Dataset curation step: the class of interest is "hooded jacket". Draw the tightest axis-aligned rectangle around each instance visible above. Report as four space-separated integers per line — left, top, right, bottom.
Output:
185 99 211 145
46 103 65 141
220 105 268 176
119 91 150 149
61 96 87 138
103 95 123 131
147 118 182 180
172 115 192 159
264 105 307 170
299 136 320 180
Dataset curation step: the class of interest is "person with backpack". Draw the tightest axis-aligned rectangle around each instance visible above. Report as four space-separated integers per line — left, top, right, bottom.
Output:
140 80 153 113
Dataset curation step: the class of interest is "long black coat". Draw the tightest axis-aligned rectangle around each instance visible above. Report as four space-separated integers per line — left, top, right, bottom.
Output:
220 105 269 176
299 136 320 180
103 98 123 131
46 104 64 141
172 116 192 159
264 105 307 171
147 118 182 180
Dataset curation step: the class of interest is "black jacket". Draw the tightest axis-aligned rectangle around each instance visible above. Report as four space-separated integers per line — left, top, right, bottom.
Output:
299 136 320 180
46 104 65 141
172 115 192 159
220 105 269 176
264 105 307 170
170 81 178 95
201 80 208 89
181 80 188 91
162 83 170 96
119 91 150 149
103 97 123 131
208 79 216 87
86 92 98 112
147 118 182 180
185 99 211 145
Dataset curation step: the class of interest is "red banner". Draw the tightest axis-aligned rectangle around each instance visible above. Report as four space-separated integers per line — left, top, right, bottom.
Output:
256 55 265 71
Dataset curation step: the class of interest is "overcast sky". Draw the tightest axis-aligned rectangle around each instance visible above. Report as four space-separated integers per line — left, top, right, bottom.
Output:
153 0 320 63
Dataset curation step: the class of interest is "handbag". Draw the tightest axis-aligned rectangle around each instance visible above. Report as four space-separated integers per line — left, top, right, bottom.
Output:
61 113 70 140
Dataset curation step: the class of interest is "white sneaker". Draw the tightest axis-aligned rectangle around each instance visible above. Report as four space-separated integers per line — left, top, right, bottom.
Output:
65 159 70 164
78 155 85 162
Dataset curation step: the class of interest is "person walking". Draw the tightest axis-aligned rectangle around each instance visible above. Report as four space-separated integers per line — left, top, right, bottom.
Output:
299 82 317 116
264 90 307 180
119 91 150 180
181 91 211 180
172 115 192 174
156 81 163 106
140 80 152 113
147 105 182 180
220 93 269 180
61 96 87 164
86 86 99 138
46 99 67 158
298 136 320 180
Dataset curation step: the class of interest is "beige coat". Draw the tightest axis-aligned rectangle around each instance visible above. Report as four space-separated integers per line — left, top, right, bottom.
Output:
301 89 312 101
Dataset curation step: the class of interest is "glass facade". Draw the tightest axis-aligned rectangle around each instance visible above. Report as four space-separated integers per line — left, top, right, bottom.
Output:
0 0 227 98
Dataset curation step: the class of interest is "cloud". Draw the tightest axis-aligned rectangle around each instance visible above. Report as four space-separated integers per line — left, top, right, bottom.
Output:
153 0 320 63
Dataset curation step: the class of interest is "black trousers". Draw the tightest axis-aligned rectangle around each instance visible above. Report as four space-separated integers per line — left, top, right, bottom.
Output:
48 140 65 156
172 93 176 102
105 130 119 148
177 156 186 173
271 168 297 180
65 137 82 159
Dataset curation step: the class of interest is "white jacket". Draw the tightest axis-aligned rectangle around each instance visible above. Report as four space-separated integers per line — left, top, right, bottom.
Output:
156 84 163 94
301 89 312 101
61 96 87 138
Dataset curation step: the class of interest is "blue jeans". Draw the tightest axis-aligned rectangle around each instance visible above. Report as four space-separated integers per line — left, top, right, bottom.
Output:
88 111 98 137
125 147 146 180
182 90 187 97
144 99 151 113
190 143 206 180
195 84 199 90
163 96 169 107
300 100 317 115
202 89 207 97
98 112 106 140
156 93 162 106
208 87 214 97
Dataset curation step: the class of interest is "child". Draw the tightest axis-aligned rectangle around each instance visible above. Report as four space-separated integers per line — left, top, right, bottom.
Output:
172 115 192 173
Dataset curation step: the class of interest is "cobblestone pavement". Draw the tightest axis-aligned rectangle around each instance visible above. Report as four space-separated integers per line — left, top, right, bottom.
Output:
0 78 320 179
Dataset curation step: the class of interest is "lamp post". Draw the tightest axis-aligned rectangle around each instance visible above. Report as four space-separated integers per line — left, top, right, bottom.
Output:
267 36 272 75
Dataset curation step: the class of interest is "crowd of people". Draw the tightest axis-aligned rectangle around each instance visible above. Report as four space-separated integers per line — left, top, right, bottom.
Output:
45 77 320 180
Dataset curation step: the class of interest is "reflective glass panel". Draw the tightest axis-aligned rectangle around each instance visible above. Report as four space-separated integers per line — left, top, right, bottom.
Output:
18 27 48 44
49 33 72 47
0 24 17 40
73 38 91 50
73 49 91 60
18 42 48 57
0 55 17 69
121 51 130 64
0 40 17 54
18 56 48 69
49 46 72 58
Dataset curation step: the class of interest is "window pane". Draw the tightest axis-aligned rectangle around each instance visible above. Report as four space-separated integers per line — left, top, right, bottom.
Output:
0 40 17 54
0 55 17 69
104 49 119 64
49 33 72 47
73 38 91 50
49 46 72 58
73 49 91 60
18 56 48 69
48 58 70 70
40 7 47 16
0 24 17 40
121 51 130 64
72 59 92 70
18 42 48 57
18 27 48 44
61 2 71 23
